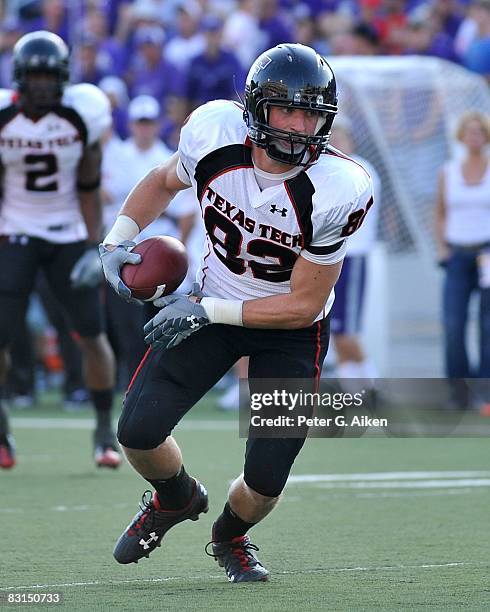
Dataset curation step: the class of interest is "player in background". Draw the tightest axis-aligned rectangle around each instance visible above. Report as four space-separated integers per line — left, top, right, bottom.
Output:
328 117 380 384
100 44 373 582
0 31 119 469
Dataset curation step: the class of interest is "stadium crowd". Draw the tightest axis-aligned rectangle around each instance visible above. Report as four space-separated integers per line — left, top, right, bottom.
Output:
1 0 489 149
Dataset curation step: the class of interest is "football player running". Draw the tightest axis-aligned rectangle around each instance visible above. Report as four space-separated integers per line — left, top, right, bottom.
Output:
101 44 374 581
0 31 120 469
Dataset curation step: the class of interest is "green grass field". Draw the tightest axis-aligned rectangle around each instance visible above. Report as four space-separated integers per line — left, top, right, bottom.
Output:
1 392 489 611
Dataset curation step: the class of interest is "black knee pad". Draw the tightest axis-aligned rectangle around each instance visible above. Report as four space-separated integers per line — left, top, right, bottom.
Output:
117 413 170 450
243 437 306 498
117 393 171 450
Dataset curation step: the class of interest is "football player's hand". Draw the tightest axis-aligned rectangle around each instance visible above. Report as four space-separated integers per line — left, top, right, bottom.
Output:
98 241 142 302
189 282 204 301
144 294 210 349
70 246 103 289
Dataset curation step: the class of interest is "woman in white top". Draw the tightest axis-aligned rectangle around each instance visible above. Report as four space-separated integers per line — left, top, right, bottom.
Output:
435 111 490 412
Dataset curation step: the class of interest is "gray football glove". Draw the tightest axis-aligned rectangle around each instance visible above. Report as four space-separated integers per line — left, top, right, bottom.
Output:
144 292 210 350
70 246 103 289
98 241 142 302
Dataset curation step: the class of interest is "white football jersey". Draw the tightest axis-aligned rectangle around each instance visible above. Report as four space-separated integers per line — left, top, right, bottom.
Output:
343 155 380 256
0 83 111 243
176 100 374 320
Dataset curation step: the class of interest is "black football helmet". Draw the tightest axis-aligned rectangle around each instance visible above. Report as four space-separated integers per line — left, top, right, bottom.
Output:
12 30 69 113
244 44 338 166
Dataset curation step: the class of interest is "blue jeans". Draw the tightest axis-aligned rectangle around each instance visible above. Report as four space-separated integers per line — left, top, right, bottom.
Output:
443 249 490 379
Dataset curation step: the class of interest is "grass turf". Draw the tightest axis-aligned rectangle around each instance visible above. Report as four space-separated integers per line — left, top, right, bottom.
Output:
1 393 489 611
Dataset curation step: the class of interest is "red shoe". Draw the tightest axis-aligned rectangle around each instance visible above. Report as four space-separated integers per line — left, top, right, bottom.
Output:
0 434 16 469
94 425 121 469
479 403 490 417
94 446 122 469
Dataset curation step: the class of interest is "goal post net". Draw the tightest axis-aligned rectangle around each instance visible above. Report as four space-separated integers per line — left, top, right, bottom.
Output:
328 56 490 263
326 57 490 375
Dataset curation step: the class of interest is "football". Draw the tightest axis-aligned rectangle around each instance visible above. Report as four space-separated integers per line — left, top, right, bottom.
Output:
120 236 189 301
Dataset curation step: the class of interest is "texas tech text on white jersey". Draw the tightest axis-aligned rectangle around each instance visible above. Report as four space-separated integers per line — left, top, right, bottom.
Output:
176 100 373 320
0 83 111 243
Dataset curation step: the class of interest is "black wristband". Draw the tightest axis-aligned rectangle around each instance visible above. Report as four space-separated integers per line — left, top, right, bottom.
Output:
77 177 101 191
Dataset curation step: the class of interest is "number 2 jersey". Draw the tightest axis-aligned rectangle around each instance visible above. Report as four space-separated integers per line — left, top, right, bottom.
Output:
176 100 374 319
0 83 111 243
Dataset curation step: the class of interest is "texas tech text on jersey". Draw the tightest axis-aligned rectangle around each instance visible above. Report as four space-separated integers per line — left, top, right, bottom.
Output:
176 99 374 319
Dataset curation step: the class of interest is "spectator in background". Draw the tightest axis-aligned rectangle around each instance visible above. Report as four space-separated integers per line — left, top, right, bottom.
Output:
159 96 188 151
222 0 264 70
126 24 186 117
185 15 244 111
358 0 382 27
462 0 490 81
100 108 133 241
99 75 130 139
123 95 196 250
292 3 331 55
115 0 165 48
402 7 459 61
80 4 128 78
101 0 133 38
321 11 357 55
0 17 23 88
70 32 110 85
164 0 205 71
20 0 70 41
258 0 295 49
351 21 382 55
431 0 464 38
435 111 490 412
372 0 408 54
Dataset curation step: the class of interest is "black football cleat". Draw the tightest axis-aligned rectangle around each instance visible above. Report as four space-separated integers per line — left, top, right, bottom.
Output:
114 481 208 564
0 434 16 469
205 535 270 583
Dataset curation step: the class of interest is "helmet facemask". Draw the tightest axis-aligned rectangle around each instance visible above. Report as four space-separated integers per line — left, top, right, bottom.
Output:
244 44 338 167
252 97 336 166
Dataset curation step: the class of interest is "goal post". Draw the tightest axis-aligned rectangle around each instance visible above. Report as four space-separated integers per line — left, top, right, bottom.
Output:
327 57 490 375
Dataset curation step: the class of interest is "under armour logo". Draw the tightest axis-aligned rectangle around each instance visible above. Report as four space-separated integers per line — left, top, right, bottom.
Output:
186 315 199 329
270 204 287 217
139 532 158 549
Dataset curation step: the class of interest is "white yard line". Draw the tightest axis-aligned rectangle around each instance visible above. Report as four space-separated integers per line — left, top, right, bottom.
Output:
313 479 490 489
286 472 490 490
284 488 486 500
0 561 481 592
287 471 490 482
11 417 235 431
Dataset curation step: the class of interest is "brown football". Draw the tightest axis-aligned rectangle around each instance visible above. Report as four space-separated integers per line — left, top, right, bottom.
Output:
121 236 188 300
